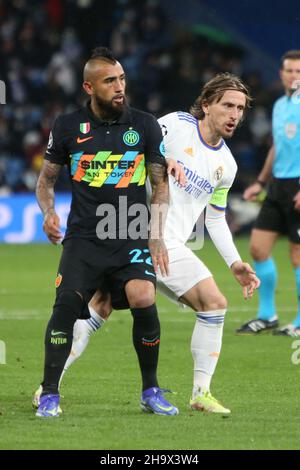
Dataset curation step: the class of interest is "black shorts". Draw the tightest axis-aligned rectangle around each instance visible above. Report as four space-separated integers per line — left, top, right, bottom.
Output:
55 238 156 309
254 177 300 243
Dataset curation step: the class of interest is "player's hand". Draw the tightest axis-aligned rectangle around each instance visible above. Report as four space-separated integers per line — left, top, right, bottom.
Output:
43 209 63 244
166 159 187 186
148 238 169 277
243 182 264 201
293 191 300 211
230 260 260 299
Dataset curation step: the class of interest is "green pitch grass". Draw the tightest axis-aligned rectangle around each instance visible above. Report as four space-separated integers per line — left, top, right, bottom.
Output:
1 239 300 450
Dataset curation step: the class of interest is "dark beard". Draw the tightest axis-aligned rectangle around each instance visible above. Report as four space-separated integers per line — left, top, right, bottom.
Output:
95 95 126 121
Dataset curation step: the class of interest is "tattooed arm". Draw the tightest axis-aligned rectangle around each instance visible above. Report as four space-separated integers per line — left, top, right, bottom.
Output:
147 162 169 276
36 161 63 244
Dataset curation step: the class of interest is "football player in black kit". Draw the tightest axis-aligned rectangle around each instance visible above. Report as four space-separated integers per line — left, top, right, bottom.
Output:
35 47 178 417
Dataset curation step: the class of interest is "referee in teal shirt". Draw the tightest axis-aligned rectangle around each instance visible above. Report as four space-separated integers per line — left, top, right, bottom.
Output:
237 50 300 337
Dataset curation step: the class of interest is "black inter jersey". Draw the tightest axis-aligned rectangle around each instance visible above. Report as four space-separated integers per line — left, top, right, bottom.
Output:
45 103 166 240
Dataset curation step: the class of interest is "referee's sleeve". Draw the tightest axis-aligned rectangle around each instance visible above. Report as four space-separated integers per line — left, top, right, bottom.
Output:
144 114 167 167
44 116 68 165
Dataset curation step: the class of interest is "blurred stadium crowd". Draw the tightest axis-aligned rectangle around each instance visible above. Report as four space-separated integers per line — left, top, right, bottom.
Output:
0 0 283 194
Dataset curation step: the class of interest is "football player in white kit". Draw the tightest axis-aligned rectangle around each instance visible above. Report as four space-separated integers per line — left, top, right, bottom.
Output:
34 73 259 414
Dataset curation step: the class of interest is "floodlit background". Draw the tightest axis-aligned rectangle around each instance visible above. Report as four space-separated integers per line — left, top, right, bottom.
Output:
1 0 299 241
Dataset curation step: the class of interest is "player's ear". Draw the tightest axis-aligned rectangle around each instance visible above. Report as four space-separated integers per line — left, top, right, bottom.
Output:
202 100 209 116
279 68 284 83
83 81 93 96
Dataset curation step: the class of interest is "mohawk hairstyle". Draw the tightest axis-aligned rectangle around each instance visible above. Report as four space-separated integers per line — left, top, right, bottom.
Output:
90 46 117 64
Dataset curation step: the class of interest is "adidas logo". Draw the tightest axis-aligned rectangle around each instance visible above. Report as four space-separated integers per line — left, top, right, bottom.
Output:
184 147 194 157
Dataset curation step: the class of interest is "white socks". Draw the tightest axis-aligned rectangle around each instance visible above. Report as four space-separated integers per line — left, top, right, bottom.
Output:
85 306 106 333
57 305 226 399
58 307 106 387
191 309 226 398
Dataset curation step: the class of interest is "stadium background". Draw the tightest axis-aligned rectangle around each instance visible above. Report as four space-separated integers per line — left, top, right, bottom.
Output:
1 0 300 451
1 0 299 242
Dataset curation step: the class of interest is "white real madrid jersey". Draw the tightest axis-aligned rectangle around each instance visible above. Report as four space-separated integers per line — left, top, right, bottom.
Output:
158 111 237 249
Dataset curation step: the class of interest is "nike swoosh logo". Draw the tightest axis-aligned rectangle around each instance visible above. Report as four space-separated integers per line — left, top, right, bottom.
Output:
77 136 94 143
156 404 173 412
41 407 59 416
51 330 67 336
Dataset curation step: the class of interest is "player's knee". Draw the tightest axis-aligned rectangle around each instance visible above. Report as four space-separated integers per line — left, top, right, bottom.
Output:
290 256 300 269
54 289 84 318
129 292 155 309
203 295 227 311
126 281 155 308
250 243 269 261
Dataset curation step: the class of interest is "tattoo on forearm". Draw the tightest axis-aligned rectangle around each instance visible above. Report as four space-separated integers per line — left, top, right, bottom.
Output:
147 163 169 205
36 161 62 216
147 163 169 239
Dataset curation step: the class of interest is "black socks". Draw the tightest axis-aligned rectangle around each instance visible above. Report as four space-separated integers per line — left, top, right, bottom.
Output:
131 304 160 391
42 290 83 395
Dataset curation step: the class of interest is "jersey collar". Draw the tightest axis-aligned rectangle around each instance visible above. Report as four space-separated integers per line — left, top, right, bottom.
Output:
197 121 224 151
84 101 132 128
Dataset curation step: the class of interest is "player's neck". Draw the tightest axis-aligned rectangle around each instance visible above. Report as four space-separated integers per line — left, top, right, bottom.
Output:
199 120 222 147
90 99 117 123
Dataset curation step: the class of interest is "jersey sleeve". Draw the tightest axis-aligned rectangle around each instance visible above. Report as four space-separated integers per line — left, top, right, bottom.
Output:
209 162 237 211
144 114 167 167
44 116 68 165
158 112 178 157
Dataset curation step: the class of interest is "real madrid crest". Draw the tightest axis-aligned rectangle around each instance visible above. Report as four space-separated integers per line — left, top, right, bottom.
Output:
214 166 223 181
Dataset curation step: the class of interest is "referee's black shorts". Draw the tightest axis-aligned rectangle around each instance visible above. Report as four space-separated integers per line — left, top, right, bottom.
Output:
55 238 156 310
254 177 300 243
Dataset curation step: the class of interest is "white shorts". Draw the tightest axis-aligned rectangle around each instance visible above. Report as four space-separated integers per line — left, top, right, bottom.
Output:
157 244 212 304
